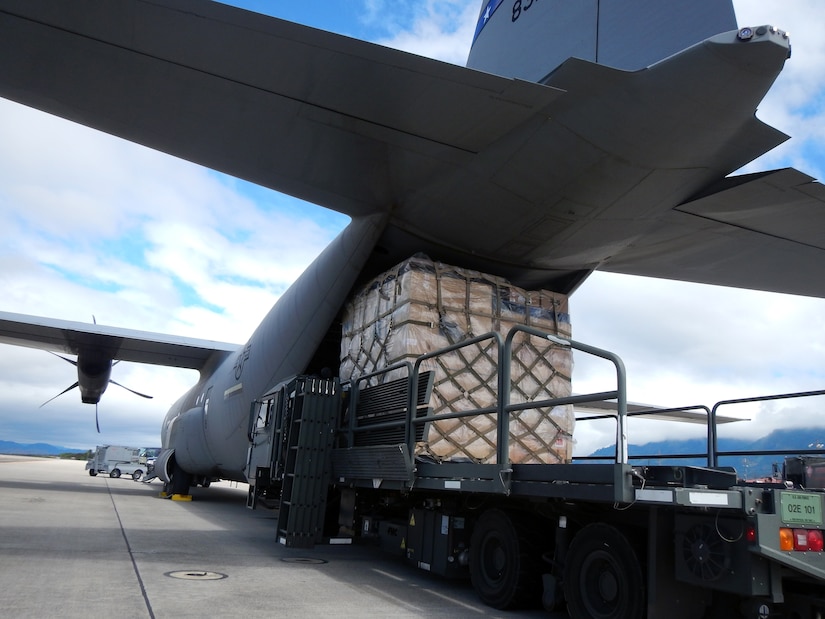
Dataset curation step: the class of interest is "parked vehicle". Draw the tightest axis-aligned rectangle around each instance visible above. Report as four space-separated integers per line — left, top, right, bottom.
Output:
138 447 161 473
86 445 143 480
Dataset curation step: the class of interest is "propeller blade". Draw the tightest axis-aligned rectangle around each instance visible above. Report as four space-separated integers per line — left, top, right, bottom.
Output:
39 382 79 408
47 350 77 367
95 402 100 433
110 380 153 399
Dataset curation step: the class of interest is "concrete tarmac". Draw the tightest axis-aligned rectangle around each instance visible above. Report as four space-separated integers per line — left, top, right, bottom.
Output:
0 456 551 618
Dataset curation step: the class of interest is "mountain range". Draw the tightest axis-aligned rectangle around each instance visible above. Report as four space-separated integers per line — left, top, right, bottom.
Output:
4 428 824 477
587 427 825 478
0 440 88 456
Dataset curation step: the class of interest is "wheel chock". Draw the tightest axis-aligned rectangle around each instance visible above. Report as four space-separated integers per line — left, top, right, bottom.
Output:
171 494 193 502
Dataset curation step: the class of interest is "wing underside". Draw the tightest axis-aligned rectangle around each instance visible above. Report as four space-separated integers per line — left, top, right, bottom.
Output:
0 311 239 370
603 169 825 293
0 1 824 296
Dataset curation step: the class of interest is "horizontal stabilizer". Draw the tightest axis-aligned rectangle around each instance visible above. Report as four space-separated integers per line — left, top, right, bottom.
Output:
602 169 825 297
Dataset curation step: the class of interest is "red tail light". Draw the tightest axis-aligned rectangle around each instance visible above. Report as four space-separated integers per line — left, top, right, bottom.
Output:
807 529 824 552
794 529 811 551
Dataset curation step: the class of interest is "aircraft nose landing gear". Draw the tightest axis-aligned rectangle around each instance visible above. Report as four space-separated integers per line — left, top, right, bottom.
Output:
163 462 192 499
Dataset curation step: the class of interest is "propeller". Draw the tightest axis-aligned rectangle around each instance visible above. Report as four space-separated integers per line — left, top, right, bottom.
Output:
109 372 153 400
39 381 80 407
39 352 153 433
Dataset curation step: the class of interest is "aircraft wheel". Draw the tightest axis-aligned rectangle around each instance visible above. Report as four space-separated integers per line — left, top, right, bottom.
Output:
469 508 542 609
169 461 191 495
132 470 143 481
564 523 644 619
110 468 121 478
88 469 97 477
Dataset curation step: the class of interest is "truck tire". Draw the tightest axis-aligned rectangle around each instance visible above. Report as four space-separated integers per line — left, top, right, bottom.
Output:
88 469 97 477
110 468 121 478
469 508 542 609
564 523 644 619
132 470 143 481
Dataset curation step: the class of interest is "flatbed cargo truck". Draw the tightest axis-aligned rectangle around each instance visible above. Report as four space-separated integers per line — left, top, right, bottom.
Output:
245 326 825 618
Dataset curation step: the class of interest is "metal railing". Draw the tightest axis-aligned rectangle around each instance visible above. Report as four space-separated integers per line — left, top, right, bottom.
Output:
575 389 825 471
339 326 630 488
710 389 825 467
574 404 712 463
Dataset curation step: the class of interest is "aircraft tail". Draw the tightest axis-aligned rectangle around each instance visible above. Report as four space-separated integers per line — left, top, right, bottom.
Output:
466 0 737 82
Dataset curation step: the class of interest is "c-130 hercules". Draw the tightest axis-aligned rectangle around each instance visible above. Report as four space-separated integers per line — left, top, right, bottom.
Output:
1 2 825 615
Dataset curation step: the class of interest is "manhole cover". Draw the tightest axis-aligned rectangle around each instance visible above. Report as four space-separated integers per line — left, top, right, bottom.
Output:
280 557 327 565
165 570 228 581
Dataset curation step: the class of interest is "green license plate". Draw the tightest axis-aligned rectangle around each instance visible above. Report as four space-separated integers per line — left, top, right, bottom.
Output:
781 492 823 525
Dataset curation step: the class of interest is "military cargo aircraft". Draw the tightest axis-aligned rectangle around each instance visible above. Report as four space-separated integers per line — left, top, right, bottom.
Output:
0 0 823 495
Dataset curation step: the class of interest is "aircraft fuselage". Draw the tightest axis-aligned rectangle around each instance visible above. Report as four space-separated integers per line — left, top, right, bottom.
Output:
158 215 386 482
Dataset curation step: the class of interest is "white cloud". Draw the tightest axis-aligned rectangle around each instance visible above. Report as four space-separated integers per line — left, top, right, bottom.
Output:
733 1 825 179
0 98 342 448
366 0 478 65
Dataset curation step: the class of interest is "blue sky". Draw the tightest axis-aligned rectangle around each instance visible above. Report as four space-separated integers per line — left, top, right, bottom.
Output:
1 1 825 455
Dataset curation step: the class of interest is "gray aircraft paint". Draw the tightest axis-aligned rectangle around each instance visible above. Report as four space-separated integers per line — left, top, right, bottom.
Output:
162 214 387 480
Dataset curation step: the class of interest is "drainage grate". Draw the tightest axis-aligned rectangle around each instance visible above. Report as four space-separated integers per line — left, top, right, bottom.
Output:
165 570 228 581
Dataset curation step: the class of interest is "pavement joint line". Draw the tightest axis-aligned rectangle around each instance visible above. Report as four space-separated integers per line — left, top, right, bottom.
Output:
105 478 156 619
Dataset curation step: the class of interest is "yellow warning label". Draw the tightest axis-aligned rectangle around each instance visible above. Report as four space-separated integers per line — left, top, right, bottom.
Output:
409 514 415 526
401 537 406 549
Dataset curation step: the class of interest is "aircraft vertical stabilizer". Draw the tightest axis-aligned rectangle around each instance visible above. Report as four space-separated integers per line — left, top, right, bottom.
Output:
467 0 737 81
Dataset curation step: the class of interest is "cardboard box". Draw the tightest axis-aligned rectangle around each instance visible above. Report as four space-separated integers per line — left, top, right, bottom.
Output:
340 255 574 464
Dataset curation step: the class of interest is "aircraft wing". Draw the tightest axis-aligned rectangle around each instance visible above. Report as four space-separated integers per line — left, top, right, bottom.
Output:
0 311 239 370
1 1 825 297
